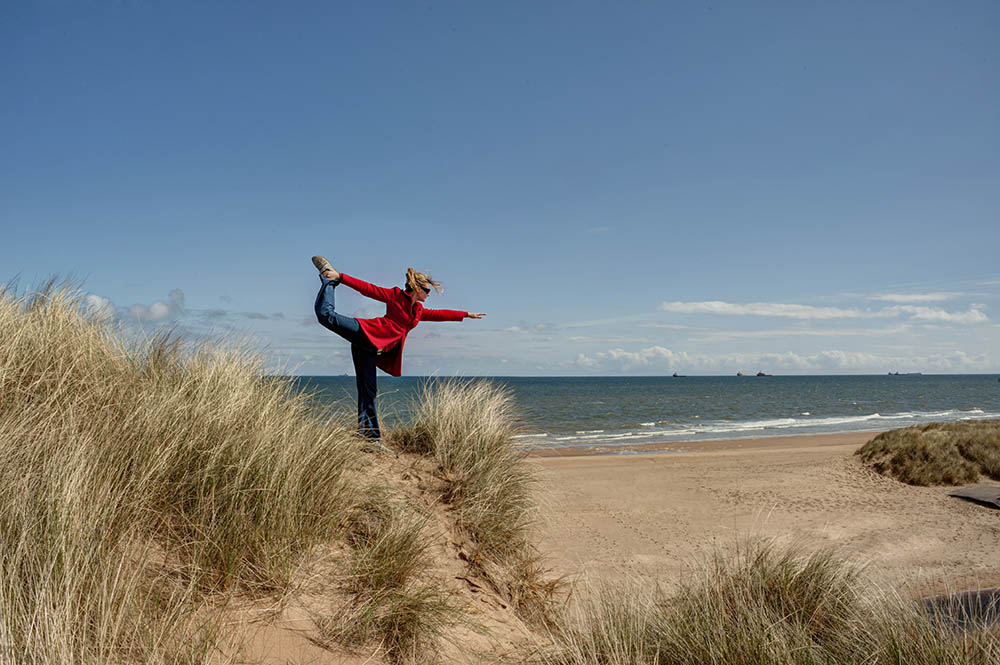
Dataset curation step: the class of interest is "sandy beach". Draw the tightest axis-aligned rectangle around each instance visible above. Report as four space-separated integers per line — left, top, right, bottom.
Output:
532 431 1000 596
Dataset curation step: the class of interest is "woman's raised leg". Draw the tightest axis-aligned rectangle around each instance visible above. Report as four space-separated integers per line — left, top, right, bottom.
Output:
314 276 370 346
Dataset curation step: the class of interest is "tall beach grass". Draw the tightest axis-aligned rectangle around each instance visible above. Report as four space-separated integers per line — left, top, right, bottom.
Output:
0 283 364 662
547 540 1000 665
318 488 455 663
857 420 1000 485
387 379 562 625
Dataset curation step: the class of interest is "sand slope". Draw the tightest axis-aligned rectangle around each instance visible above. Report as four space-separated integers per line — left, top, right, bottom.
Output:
219 451 542 664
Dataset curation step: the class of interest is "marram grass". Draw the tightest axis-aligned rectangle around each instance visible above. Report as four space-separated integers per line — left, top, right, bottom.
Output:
546 540 1000 665
387 378 563 626
0 283 364 662
857 420 1000 486
319 488 455 664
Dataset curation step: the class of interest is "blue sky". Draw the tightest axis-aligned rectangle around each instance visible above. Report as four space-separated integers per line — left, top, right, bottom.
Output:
3 1 998 375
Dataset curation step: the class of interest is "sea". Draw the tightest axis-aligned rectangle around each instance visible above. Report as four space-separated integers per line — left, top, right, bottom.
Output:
289 375 1000 452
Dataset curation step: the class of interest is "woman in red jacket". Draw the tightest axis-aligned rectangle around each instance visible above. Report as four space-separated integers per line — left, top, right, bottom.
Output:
311 255 485 439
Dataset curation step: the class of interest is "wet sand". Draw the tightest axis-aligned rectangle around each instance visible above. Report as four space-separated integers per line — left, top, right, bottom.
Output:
532 431 1000 596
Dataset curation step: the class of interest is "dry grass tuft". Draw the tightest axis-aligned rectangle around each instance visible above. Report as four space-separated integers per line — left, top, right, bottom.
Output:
0 282 364 662
320 489 454 663
857 420 1000 486
661 542 866 660
547 540 1000 665
322 585 453 664
385 422 435 455
388 378 563 625
342 490 431 595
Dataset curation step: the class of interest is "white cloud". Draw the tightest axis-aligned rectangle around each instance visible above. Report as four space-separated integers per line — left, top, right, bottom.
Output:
637 322 700 330
811 350 889 370
870 292 964 303
504 323 556 334
150 302 170 319
130 301 169 322
658 300 989 324
694 325 911 342
606 346 678 365
885 305 988 324
83 294 115 319
658 301 865 319
561 314 651 329
126 303 151 321
574 345 686 370
127 289 185 323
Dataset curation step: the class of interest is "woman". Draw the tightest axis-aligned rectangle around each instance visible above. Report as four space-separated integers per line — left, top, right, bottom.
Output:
311 255 485 439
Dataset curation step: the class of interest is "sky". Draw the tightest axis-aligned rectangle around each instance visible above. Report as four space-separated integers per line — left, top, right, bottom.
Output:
2 1 998 376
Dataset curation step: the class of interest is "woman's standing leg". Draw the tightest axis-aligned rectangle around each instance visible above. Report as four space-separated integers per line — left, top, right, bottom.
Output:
351 344 380 438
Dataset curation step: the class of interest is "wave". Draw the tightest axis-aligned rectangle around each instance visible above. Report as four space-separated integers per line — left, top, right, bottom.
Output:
521 408 1000 448
679 409 1000 435
555 432 615 441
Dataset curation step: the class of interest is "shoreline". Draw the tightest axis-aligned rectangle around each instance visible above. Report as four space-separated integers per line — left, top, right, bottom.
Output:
526 429 885 457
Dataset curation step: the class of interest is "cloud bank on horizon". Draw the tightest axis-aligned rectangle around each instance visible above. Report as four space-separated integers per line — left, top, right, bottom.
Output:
83 279 998 376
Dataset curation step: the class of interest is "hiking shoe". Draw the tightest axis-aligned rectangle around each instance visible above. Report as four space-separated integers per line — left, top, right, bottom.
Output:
312 255 341 282
311 255 333 273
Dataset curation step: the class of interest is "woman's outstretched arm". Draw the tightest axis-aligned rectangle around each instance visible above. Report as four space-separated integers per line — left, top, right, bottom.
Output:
339 273 395 304
421 308 486 321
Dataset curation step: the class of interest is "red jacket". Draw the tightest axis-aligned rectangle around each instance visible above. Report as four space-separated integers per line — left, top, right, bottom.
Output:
339 273 468 377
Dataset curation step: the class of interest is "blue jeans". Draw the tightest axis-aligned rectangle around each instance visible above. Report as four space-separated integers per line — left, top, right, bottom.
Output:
314 276 380 438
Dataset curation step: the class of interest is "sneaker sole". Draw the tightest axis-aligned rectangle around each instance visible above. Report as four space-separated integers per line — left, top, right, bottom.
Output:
311 255 333 272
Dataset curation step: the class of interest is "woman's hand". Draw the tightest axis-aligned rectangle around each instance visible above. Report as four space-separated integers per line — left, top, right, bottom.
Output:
466 312 486 319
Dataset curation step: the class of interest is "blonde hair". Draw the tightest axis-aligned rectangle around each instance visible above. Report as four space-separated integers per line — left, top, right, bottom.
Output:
405 268 443 295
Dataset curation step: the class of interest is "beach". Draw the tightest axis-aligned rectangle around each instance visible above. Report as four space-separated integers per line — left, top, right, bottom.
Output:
532 431 1000 596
